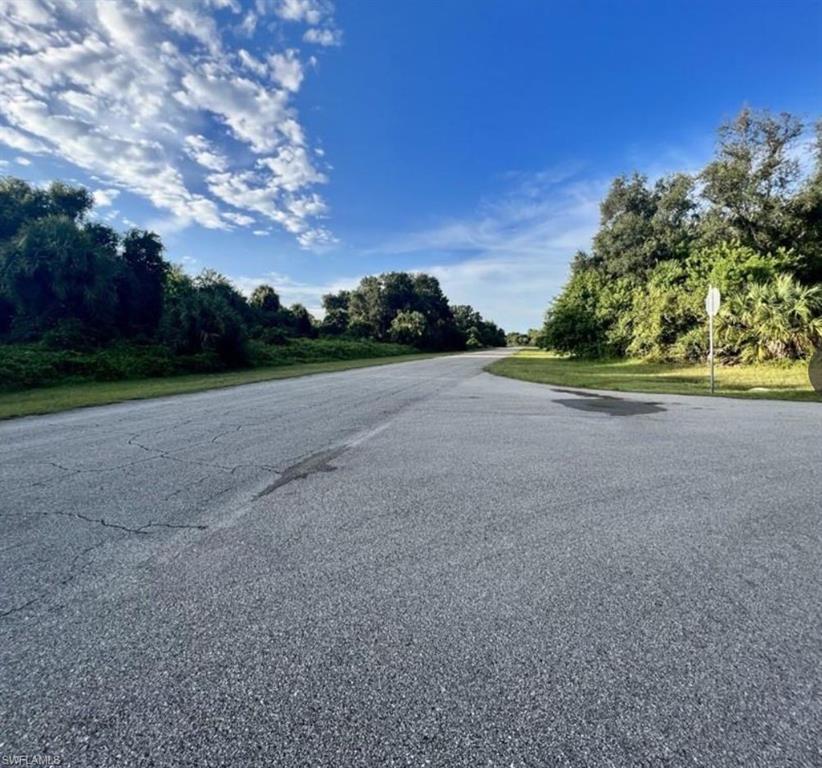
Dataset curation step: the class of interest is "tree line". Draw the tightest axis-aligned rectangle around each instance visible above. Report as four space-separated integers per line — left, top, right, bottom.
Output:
505 330 541 347
540 109 822 363
0 177 505 367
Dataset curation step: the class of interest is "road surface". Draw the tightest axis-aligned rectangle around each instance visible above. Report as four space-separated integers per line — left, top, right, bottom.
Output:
1 349 820 767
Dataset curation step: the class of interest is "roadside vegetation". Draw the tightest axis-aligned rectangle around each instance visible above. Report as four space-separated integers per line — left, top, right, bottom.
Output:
0 177 505 401
538 109 822 369
0 351 450 420
0 338 421 392
488 349 819 402
505 330 541 347
495 109 822 401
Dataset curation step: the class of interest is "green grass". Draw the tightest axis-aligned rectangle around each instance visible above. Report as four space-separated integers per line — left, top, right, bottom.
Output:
0 352 445 420
487 349 821 402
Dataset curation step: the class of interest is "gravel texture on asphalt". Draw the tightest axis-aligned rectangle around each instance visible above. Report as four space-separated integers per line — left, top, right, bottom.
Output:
1 349 820 767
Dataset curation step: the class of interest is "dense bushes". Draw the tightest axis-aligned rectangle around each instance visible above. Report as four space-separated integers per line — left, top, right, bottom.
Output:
159 268 251 366
248 338 415 366
0 177 506 391
0 338 419 392
541 109 822 362
1 343 182 391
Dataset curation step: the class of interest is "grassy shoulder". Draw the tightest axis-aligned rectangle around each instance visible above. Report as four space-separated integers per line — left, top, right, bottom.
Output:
0 338 447 420
487 349 820 402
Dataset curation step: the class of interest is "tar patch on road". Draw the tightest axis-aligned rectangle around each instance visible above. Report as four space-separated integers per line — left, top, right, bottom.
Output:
256 447 344 498
551 388 666 416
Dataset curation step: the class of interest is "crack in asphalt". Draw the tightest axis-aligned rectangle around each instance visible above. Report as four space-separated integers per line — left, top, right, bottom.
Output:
0 532 124 618
2 362 491 621
50 509 209 535
123 432 278 476
1 512 210 619
251 373 468 501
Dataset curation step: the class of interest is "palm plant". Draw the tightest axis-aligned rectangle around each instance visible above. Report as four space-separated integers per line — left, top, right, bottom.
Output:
719 274 822 361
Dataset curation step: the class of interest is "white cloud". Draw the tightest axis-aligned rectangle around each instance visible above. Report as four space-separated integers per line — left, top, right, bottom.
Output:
274 0 325 25
257 146 326 190
183 134 228 172
268 49 303 92
175 67 298 154
237 48 267 77
0 0 338 245
303 27 341 46
14 155 30 165
252 229 269 236
237 11 257 36
0 125 48 153
224 211 255 226
271 0 341 46
93 188 120 207
206 158 334 249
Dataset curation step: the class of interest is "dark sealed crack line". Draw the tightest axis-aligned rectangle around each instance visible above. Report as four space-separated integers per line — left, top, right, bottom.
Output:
51 510 151 534
49 509 209 535
0 530 127 619
143 521 209 531
0 594 42 618
2 511 209 620
45 461 74 472
27 456 162 489
127 432 273 474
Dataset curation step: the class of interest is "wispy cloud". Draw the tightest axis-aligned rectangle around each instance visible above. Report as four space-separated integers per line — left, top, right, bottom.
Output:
231 271 357 316
365 138 720 330
223 170 606 330
367 169 607 330
0 0 339 247
225 135 720 331
92 188 120 207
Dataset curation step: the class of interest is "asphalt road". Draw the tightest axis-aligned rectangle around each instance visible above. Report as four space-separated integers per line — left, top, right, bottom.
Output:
1 349 821 767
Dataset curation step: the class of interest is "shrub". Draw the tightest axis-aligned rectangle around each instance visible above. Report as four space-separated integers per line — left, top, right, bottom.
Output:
718 274 822 362
541 268 610 357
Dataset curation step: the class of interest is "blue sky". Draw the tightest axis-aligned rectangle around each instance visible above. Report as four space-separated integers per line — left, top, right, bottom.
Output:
0 0 820 330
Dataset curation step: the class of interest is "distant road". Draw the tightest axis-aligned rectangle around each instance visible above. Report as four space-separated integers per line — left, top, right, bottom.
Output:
1 349 820 767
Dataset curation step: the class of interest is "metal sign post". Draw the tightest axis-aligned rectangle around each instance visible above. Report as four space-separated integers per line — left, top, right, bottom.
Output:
709 312 715 394
705 286 721 394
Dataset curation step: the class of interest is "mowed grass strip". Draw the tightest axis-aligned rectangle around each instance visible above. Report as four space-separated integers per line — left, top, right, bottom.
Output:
487 349 821 402
0 353 445 420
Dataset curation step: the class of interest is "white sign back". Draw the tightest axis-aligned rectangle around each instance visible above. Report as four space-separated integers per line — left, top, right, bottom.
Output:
705 286 721 317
